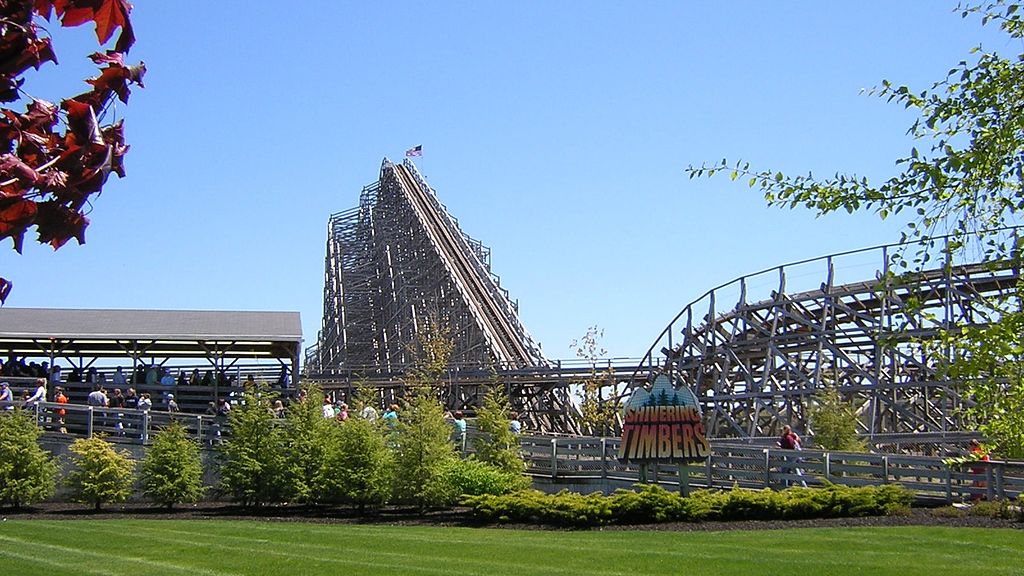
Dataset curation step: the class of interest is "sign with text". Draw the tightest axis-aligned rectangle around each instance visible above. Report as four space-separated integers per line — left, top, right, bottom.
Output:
617 374 710 464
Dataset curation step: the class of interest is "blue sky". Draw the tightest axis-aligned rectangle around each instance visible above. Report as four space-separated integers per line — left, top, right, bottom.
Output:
3 2 1012 361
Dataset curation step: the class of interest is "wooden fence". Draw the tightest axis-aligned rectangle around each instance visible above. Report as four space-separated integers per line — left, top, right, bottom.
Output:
519 435 1024 503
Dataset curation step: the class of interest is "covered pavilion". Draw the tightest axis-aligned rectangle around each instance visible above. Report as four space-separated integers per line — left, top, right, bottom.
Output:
0 307 302 382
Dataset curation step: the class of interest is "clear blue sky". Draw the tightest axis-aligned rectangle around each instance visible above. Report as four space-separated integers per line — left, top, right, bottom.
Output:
3 2 1013 361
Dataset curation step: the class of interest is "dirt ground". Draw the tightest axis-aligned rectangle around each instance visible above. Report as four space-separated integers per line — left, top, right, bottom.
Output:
2 501 1021 532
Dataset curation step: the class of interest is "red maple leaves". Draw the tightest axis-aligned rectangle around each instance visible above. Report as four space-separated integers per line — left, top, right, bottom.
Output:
0 0 143 304
35 0 135 51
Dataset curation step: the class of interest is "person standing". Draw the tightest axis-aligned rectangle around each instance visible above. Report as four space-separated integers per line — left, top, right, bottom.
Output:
335 401 349 422
382 404 399 429
509 411 522 435
778 424 800 450
86 385 108 408
322 395 336 419
777 424 806 487
54 386 68 433
969 439 991 501
452 410 467 452
360 403 378 423
112 366 127 387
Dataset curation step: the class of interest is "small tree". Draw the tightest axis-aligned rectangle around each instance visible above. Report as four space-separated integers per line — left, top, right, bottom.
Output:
392 323 459 510
808 387 866 452
473 382 525 474
66 435 135 510
571 326 619 436
937 300 1024 458
140 421 204 509
393 383 458 510
218 382 286 506
320 417 394 511
282 382 333 504
0 409 57 509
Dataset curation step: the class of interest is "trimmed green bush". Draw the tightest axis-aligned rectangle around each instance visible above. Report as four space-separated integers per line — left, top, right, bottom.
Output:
464 482 914 527
463 489 613 527
609 483 692 524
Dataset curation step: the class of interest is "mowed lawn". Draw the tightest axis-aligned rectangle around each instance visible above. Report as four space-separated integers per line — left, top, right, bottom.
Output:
0 519 1021 576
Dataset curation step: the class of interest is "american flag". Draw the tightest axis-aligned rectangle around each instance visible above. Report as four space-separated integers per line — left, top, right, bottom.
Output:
405 145 423 157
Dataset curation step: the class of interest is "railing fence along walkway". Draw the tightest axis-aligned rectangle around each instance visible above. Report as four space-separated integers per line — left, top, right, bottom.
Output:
519 435 1023 503
18 401 1022 504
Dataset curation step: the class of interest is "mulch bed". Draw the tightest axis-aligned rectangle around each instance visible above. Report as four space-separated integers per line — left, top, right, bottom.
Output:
2 502 1021 532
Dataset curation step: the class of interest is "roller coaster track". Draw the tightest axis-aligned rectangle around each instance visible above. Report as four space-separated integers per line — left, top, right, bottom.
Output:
628 232 1022 451
308 159 577 428
390 162 537 367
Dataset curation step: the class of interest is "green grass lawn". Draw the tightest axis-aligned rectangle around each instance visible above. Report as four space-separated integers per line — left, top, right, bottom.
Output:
0 520 1020 576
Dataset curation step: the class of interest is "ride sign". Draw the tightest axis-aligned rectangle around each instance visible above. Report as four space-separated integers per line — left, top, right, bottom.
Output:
617 374 710 464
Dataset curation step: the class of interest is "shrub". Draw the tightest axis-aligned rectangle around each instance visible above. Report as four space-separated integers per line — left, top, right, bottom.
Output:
472 383 525 474
319 417 394 511
282 382 333 504
0 409 58 509
66 436 135 510
609 484 691 524
441 458 530 497
463 483 914 527
140 421 204 509
808 387 867 451
392 384 459 510
931 505 967 518
218 383 287 506
463 489 613 527
967 498 1019 519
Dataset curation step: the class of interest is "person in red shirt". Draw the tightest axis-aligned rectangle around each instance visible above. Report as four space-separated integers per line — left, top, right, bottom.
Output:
778 425 801 449
777 424 806 487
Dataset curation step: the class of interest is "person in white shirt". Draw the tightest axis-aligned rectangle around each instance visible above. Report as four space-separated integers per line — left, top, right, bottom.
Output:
24 378 46 406
360 403 378 422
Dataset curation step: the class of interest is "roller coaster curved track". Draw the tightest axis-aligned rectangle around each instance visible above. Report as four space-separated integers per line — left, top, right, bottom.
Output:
628 233 1021 449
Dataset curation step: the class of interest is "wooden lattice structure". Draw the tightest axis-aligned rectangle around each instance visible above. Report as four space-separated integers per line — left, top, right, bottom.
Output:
629 239 1020 450
305 159 584 429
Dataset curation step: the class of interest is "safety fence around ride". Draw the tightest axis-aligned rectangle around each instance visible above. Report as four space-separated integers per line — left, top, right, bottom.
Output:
519 435 1024 503
23 401 228 446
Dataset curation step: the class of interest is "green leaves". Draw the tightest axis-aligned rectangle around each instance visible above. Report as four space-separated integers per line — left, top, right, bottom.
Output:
0 409 57 508
686 0 1024 271
66 435 135 510
141 421 204 508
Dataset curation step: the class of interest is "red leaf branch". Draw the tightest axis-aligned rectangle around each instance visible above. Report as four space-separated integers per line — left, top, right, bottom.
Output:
0 0 142 304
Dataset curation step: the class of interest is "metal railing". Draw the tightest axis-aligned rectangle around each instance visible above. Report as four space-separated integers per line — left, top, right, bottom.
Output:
519 434 1024 503
25 401 227 446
